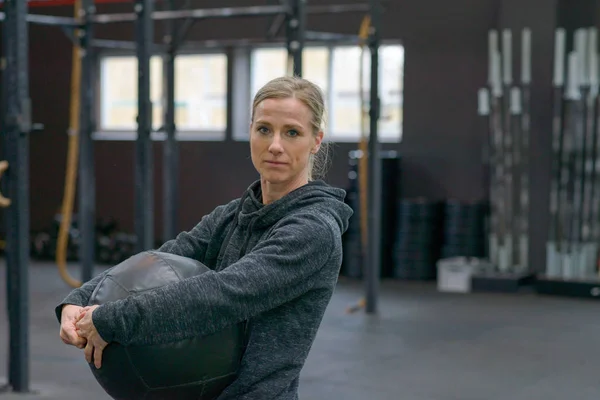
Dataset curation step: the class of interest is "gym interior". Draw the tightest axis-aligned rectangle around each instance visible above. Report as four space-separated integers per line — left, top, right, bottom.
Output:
2 0 600 399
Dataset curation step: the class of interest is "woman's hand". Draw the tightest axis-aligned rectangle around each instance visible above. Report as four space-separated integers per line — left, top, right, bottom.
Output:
59 304 87 349
75 305 109 369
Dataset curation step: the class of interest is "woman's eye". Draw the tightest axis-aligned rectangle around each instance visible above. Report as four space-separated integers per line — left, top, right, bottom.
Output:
288 130 299 137
258 126 269 134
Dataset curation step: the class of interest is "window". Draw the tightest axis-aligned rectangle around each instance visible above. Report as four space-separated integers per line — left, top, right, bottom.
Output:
175 54 228 132
330 46 363 137
250 48 288 98
98 52 228 137
249 44 404 142
250 46 330 99
99 55 163 131
330 45 404 141
378 46 404 139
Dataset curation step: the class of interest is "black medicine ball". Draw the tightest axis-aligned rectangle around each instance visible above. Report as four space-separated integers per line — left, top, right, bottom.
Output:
87 251 247 400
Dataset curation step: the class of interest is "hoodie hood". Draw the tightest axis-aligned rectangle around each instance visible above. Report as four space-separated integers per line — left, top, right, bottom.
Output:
237 179 353 234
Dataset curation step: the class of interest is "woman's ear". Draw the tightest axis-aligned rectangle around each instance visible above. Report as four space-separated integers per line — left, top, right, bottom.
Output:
312 131 324 153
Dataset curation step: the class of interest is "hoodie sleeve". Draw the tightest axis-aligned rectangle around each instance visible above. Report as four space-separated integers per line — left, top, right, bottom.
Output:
91 211 338 346
54 204 229 325
54 269 112 323
157 203 229 262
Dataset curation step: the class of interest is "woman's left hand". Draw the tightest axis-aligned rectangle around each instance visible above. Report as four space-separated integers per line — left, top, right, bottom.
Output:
75 305 109 369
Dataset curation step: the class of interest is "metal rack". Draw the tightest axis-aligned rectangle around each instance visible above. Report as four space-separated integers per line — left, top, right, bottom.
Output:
1 0 32 394
0 0 382 393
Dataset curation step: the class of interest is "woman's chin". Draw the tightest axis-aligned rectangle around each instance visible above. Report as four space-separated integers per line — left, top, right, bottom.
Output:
260 169 297 184
260 173 309 190
261 174 287 185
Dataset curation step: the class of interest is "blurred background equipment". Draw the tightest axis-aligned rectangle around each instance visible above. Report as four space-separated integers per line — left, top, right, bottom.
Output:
392 198 442 281
469 27 535 292
341 150 401 280
538 26 600 297
30 214 137 265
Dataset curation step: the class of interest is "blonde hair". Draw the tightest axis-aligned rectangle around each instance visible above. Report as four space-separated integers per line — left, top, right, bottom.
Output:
251 76 331 181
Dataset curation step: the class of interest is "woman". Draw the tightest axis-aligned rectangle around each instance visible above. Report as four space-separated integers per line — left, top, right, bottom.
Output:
56 76 353 399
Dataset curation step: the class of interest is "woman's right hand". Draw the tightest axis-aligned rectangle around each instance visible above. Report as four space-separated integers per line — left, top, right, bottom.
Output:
59 304 87 349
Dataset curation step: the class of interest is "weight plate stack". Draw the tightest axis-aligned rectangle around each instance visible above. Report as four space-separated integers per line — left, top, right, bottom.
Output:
340 150 401 279
441 200 486 259
379 152 401 277
341 175 363 279
392 198 443 281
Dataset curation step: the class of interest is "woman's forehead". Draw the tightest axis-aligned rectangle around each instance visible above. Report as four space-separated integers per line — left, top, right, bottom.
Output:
254 98 312 123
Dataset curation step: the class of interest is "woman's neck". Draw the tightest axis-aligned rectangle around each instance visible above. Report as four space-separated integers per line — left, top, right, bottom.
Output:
260 176 308 205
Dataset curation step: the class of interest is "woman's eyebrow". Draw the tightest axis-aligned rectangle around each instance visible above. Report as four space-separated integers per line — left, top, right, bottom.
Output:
283 124 303 130
255 120 304 130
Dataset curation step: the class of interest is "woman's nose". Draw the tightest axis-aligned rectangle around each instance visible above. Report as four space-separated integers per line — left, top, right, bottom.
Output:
268 133 284 154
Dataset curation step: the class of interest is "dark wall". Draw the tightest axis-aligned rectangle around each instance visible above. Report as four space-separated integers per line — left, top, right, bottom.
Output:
26 0 562 270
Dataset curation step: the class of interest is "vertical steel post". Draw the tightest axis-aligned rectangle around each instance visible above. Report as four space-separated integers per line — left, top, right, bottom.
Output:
365 0 381 314
547 29 566 277
286 0 305 77
135 0 154 252
162 0 178 242
79 0 96 282
2 0 31 392
519 28 532 272
225 46 235 141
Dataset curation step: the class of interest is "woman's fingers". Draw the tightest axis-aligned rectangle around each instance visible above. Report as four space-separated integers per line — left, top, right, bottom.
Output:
84 340 94 365
76 306 91 321
70 306 107 369
74 337 86 349
83 336 106 369
75 316 90 334
94 344 104 369
74 321 84 335
61 322 87 348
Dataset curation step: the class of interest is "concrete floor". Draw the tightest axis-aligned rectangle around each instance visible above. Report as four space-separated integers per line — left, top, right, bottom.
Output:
1 260 600 400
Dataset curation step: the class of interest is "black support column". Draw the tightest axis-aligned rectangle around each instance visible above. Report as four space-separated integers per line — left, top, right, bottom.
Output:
163 0 178 242
2 0 31 392
79 0 96 282
135 0 154 252
286 0 306 77
365 0 382 314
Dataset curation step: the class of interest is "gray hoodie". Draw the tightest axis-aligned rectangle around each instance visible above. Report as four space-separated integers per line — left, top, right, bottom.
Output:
56 179 353 399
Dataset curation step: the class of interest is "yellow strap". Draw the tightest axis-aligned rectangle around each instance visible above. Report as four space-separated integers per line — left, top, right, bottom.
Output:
56 0 83 288
359 15 371 41
357 14 371 255
0 161 12 208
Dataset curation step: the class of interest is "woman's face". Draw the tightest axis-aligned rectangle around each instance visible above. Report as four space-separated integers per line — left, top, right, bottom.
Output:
250 97 323 188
